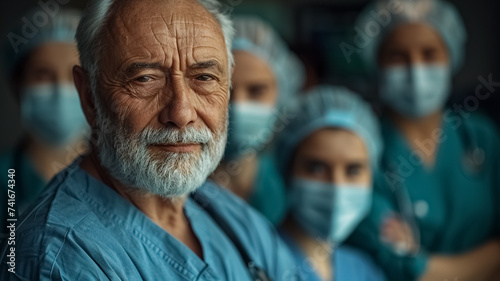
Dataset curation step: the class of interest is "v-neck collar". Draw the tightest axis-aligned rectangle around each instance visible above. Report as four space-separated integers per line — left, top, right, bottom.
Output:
66 160 213 278
382 116 452 175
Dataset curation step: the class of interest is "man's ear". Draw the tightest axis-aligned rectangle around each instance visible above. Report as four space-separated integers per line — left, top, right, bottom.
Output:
73 65 96 127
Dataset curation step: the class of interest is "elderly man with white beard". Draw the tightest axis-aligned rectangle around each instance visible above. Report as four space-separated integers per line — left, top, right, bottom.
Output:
0 0 299 280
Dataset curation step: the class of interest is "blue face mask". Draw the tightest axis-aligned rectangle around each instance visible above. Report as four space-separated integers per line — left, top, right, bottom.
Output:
21 83 88 147
289 177 372 243
379 64 451 118
225 102 275 159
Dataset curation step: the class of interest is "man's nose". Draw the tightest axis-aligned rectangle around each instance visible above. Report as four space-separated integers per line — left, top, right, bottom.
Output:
159 77 197 129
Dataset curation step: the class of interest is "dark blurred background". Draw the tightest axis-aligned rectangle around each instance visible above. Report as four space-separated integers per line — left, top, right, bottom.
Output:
1 0 499 150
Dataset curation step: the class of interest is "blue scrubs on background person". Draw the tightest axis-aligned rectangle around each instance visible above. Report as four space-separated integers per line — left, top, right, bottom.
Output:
0 9 87 242
281 232 386 281
346 0 500 280
212 17 304 225
0 157 298 280
274 86 387 281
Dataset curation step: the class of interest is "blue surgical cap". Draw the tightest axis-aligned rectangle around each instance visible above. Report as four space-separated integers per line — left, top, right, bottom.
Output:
355 0 467 74
275 86 382 177
3 8 81 79
232 17 304 105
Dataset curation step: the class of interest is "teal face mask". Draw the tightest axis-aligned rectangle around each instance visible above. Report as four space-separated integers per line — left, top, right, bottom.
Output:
289 177 372 243
21 83 88 147
379 64 451 118
225 102 275 159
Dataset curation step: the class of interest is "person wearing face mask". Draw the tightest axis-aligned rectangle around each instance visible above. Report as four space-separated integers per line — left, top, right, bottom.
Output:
276 86 387 281
212 17 304 224
345 0 500 280
0 9 88 240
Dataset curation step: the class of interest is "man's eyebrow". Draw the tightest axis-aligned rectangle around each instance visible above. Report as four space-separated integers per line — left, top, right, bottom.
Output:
124 62 163 76
190 60 224 74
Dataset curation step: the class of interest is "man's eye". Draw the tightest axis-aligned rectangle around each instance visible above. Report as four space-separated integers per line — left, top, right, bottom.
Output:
136 76 152 83
196 75 214 81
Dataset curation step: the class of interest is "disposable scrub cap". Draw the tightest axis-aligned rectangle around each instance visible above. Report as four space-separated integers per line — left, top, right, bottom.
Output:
276 86 383 176
3 8 81 79
232 17 304 105
355 0 467 74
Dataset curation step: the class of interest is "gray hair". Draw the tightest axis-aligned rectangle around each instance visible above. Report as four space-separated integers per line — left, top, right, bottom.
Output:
75 0 235 98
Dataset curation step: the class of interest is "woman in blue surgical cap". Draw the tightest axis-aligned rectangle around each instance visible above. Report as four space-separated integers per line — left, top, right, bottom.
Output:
212 17 304 224
346 0 500 280
276 86 386 281
0 9 87 231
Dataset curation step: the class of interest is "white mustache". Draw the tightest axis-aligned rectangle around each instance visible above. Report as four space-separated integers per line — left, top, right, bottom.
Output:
140 126 213 146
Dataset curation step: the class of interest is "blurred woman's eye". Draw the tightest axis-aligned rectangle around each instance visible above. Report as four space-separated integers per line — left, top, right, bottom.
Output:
305 160 328 176
248 84 268 100
422 48 439 62
345 163 364 178
28 67 55 83
388 51 407 63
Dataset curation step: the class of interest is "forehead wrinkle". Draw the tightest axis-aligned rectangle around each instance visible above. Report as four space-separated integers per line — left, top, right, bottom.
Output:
105 0 227 74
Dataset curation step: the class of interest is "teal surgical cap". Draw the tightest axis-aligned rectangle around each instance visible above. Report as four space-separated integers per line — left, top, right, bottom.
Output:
232 17 304 105
3 8 81 79
355 0 467 74
275 86 382 177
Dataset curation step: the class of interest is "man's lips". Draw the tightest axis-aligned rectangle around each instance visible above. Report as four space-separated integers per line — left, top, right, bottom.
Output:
152 143 202 153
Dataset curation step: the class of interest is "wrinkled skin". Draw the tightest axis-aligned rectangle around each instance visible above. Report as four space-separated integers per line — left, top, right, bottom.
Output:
73 0 231 257
78 0 230 154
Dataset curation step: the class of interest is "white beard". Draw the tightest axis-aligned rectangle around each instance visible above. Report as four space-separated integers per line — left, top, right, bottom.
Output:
94 108 227 199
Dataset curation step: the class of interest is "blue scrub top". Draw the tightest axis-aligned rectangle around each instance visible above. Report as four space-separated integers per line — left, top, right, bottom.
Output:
249 152 287 225
280 231 387 281
346 112 500 280
0 146 45 243
0 157 299 280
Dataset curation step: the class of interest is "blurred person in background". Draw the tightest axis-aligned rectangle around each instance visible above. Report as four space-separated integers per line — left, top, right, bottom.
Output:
346 0 500 280
0 9 87 236
276 86 386 281
212 17 304 224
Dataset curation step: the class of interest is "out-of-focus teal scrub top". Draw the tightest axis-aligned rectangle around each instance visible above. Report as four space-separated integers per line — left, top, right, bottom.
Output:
346 112 500 281
280 231 387 281
0 157 299 281
249 152 287 225
0 145 45 241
